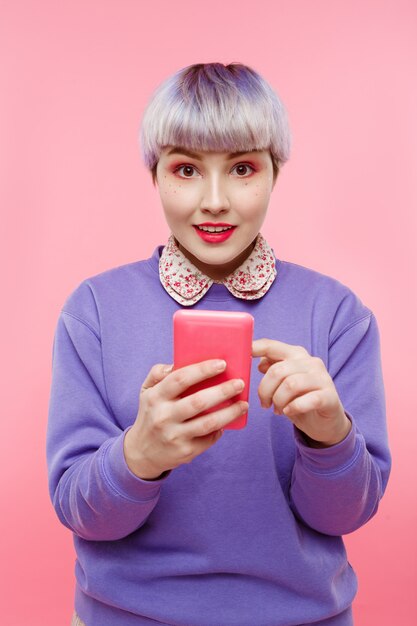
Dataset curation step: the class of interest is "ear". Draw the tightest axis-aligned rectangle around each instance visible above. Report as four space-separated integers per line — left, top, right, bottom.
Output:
152 162 159 188
271 171 279 190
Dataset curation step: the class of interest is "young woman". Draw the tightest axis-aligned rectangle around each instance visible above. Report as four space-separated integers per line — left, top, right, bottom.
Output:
47 62 391 626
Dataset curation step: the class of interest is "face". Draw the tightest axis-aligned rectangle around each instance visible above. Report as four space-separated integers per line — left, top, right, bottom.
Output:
155 146 277 281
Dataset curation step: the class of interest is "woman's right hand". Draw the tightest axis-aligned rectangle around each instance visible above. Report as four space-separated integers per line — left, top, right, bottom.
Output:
123 359 248 480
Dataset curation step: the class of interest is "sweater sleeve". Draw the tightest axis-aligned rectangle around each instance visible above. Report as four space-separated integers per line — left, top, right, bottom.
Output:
46 310 170 541
289 311 392 536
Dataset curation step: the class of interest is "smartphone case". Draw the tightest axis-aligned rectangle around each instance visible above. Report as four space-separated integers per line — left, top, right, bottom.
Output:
173 309 254 429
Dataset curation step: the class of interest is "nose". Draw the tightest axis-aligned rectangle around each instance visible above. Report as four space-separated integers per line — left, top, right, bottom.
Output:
199 173 231 215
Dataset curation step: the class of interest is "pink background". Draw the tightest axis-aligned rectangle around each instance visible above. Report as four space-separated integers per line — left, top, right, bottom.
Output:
1 0 416 624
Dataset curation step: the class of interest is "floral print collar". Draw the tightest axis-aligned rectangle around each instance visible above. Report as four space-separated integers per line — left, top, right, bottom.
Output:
158 232 277 306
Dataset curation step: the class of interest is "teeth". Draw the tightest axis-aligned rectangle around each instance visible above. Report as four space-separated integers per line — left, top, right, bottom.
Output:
197 225 233 232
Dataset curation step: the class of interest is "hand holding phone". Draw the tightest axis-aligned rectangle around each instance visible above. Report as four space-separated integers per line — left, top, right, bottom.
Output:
124 357 250 480
123 309 254 481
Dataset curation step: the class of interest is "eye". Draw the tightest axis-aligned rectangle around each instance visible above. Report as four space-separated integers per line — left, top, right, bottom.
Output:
173 162 255 179
231 163 255 177
173 164 199 178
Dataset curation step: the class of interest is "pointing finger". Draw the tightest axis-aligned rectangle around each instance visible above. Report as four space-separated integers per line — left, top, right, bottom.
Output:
252 338 307 361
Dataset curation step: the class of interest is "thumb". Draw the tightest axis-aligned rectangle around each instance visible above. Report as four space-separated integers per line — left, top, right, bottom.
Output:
140 363 173 394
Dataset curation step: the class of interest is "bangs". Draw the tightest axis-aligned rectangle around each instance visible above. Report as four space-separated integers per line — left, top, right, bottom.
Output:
139 63 291 179
154 96 276 155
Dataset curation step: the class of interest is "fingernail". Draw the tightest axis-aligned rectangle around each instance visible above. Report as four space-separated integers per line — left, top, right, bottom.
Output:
214 360 227 370
163 364 173 374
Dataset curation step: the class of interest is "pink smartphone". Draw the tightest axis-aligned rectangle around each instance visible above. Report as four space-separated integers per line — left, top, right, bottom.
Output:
173 309 254 429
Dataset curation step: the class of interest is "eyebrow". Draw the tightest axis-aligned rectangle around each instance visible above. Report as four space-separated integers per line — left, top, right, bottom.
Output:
165 147 261 161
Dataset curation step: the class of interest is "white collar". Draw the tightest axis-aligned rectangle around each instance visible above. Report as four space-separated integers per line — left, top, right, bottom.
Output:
158 232 277 306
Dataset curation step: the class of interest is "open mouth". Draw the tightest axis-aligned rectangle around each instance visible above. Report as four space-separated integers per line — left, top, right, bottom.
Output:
193 225 237 242
195 225 235 233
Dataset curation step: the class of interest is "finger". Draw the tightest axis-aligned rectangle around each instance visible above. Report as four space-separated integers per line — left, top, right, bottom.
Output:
270 372 323 414
170 422 226 466
283 388 341 419
281 388 329 416
140 363 174 394
173 377 246 422
257 359 312 407
159 359 228 401
184 399 249 440
258 356 274 366
252 338 308 361
257 357 274 372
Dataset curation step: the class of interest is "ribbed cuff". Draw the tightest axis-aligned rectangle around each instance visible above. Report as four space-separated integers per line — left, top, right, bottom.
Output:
293 411 361 474
101 427 170 502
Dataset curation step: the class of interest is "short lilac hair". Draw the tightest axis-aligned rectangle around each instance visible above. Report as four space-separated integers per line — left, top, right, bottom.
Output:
138 62 291 186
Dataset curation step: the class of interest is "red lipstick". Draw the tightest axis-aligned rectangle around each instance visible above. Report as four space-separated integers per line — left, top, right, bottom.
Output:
196 222 235 227
193 223 237 244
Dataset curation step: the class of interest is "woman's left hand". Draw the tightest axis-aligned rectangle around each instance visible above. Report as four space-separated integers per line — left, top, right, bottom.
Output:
252 338 352 447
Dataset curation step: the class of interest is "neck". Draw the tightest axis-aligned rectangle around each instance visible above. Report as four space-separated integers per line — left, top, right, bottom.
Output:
174 236 258 282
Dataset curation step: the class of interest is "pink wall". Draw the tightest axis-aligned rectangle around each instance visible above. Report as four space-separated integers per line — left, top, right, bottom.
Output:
1 0 416 624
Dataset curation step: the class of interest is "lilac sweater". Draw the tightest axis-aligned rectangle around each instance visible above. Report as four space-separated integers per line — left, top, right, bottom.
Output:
46 244 391 626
